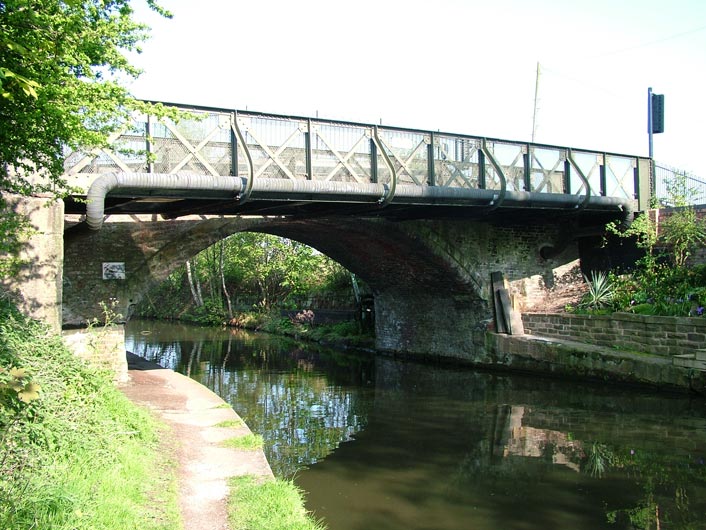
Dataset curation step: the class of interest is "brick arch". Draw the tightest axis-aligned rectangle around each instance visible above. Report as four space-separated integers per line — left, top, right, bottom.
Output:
250 218 491 357
64 214 575 358
250 217 484 299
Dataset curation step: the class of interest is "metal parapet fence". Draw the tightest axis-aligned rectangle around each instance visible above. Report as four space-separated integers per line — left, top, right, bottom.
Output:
654 164 706 206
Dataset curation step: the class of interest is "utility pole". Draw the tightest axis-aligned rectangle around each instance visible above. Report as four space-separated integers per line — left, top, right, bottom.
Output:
531 62 541 143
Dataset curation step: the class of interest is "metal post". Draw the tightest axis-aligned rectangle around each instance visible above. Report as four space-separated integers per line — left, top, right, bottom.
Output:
146 115 153 173
647 87 654 160
523 146 531 192
633 164 639 201
305 119 313 180
230 117 238 177
478 148 486 189
647 87 658 195
427 133 436 186
370 134 378 184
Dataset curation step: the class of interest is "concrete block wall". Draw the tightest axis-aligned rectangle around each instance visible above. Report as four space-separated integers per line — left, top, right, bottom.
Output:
522 312 706 356
1 195 64 331
488 332 706 393
63 325 128 383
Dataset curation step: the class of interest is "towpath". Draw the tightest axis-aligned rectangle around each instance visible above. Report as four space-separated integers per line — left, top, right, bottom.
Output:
119 353 273 530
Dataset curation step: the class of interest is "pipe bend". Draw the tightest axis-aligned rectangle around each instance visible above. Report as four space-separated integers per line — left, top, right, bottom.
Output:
86 173 120 230
85 172 243 230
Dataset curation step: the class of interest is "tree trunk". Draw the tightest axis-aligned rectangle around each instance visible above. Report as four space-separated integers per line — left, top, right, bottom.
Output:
186 259 203 307
219 240 233 320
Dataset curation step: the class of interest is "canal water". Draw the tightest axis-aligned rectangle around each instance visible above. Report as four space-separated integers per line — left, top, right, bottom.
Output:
125 319 706 530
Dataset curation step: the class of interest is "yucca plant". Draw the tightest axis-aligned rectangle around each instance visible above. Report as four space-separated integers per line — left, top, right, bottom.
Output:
580 271 614 311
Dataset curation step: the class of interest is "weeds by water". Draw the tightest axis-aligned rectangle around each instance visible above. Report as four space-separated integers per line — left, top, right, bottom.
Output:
228 475 325 530
0 297 180 529
216 418 244 428
223 433 264 450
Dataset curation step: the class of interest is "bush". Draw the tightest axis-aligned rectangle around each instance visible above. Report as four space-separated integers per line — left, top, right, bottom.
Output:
0 297 179 529
579 271 613 311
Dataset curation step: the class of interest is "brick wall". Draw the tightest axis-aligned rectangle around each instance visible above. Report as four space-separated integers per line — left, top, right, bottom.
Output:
402 219 580 310
650 205 706 266
522 312 706 356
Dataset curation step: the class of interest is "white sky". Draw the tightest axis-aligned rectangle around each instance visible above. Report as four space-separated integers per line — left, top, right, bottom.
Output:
126 0 706 177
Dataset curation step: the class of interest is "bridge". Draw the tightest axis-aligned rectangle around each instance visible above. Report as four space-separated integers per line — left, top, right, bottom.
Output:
62 102 651 226
9 101 654 366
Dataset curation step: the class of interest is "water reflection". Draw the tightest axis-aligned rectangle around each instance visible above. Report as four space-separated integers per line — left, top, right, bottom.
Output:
126 320 373 477
126 319 706 530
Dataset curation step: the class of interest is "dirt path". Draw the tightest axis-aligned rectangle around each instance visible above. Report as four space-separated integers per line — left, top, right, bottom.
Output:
119 353 273 530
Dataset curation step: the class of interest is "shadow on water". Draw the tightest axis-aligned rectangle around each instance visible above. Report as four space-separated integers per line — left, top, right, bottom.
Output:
125 319 706 530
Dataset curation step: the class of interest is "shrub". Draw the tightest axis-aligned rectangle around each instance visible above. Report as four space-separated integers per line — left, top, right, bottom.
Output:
0 297 179 529
579 271 614 311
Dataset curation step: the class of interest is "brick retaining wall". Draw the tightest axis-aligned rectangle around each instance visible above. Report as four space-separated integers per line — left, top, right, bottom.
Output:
522 312 706 356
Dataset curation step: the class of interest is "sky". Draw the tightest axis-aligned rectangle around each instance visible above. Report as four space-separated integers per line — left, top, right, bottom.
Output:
125 0 706 177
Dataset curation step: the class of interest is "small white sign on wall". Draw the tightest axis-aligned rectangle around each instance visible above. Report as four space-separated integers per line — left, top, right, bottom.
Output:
102 262 126 280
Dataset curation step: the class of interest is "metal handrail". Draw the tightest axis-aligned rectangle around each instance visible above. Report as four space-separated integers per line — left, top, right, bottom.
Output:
64 101 651 207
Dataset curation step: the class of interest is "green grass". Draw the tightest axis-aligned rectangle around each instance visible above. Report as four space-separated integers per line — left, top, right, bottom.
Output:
222 433 264 450
0 298 180 530
215 419 244 428
228 475 325 530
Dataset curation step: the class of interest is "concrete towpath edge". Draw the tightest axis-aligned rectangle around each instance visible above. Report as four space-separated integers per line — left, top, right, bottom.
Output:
119 352 274 530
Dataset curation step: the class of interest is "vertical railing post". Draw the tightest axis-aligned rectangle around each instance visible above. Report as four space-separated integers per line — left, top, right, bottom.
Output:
427 132 436 186
230 114 238 177
523 145 531 192
370 131 378 184
563 157 571 194
599 153 607 196
633 163 640 201
146 115 154 173
305 119 313 180
478 147 486 189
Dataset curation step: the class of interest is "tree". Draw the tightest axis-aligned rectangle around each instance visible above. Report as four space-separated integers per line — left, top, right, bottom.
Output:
1 1 174 283
185 259 203 308
219 240 233 320
1 0 172 194
659 171 706 267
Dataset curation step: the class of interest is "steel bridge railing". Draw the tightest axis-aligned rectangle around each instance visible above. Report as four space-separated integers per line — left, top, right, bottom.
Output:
654 164 706 206
63 102 651 208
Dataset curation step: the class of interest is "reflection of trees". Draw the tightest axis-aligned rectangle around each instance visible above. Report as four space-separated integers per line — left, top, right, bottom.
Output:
126 320 706 527
585 442 706 529
125 320 373 479
125 338 183 369
219 366 369 478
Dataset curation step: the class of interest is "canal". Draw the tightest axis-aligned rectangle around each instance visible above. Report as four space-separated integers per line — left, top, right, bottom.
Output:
125 319 706 530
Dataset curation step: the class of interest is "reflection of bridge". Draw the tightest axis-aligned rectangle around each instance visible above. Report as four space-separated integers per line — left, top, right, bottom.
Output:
62 102 651 227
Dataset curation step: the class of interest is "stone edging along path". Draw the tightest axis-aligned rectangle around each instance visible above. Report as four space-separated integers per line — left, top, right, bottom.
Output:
119 353 273 530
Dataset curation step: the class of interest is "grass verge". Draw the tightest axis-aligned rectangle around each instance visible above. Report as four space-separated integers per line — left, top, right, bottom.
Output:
216 418 244 428
222 433 264 450
228 475 325 530
0 298 180 529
